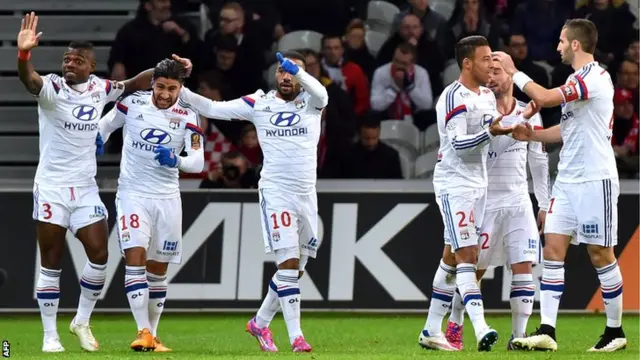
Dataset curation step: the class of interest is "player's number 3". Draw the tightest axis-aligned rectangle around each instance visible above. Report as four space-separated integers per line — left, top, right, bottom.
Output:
271 211 292 229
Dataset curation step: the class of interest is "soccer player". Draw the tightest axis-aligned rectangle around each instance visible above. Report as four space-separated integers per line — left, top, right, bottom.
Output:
98 59 204 352
493 19 627 352
179 51 328 353
17 12 191 353
444 58 550 350
418 36 514 352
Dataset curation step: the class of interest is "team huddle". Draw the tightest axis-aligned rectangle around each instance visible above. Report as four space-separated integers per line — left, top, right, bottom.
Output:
19 9 625 355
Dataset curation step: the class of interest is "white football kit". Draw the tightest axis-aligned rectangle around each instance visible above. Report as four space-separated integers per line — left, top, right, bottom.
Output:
545 62 618 247
477 100 549 269
180 69 328 267
433 81 500 251
32 74 125 233
99 91 205 263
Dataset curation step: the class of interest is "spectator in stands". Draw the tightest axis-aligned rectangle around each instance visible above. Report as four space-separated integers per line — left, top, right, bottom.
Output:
337 119 403 179
108 0 200 82
200 151 258 189
612 89 639 177
576 0 636 67
237 124 262 166
616 57 640 113
371 43 434 124
300 49 357 178
511 0 570 63
449 0 504 50
206 34 267 98
343 19 377 81
505 33 550 103
378 13 444 94
321 35 371 117
391 0 456 61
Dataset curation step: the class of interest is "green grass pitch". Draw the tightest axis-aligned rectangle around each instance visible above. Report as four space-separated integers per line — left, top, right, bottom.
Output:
0 313 638 359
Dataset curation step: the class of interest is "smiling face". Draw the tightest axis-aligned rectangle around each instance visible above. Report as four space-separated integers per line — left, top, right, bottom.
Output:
62 48 95 84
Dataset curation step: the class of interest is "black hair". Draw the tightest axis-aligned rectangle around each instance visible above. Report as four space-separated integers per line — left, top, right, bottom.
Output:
454 35 490 68
395 42 417 58
321 34 343 48
153 59 188 83
279 50 306 67
68 41 94 51
503 33 526 47
223 150 245 161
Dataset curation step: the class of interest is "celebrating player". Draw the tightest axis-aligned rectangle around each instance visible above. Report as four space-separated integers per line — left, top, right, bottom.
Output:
418 36 514 352
493 19 627 352
444 58 550 351
98 59 204 352
179 51 328 353
18 12 190 353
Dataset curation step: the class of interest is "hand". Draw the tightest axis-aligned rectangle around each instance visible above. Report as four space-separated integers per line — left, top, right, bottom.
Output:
523 100 542 119
162 20 184 35
392 69 405 88
276 52 299 75
154 145 178 167
488 115 513 136
171 54 192 78
512 122 534 141
492 51 517 76
537 209 547 235
95 133 104 156
407 37 418 46
403 69 415 90
17 12 42 51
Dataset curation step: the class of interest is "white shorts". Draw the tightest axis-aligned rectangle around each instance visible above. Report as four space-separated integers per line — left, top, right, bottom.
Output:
435 188 486 251
258 188 320 260
32 182 108 234
545 179 619 247
477 198 541 269
115 194 183 264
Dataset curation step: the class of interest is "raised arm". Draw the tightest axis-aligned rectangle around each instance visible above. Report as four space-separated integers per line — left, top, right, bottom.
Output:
17 12 44 95
295 68 328 110
121 54 193 94
179 87 255 121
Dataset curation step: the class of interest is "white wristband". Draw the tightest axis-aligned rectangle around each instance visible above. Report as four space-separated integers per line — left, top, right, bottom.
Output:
512 71 533 91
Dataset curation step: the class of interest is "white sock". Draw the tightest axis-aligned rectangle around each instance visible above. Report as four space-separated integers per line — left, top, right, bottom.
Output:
456 263 488 338
423 260 456 335
540 260 564 328
449 288 466 326
124 266 150 331
596 261 623 328
36 267 61 339
510 273 535 337
75 261 107 326
147 272 167 337
275 269 302 344
256 274 281 328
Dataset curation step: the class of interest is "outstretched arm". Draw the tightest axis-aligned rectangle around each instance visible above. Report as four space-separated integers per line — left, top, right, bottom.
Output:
179 87 256 121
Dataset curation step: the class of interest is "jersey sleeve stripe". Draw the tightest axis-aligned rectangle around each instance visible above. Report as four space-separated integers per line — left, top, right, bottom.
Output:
445 104 467 122
241 96 255 108
451 131 489 149
116 102 128 114
445 82 461 113
51 81 60 94
574 74 588 100
105 80 112 95
186 122 204 136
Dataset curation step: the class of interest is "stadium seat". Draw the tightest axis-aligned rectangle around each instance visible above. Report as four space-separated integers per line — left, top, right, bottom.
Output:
0 0 137 12
365 30 388 58
380 120 420 154
0 78 36 103
0 107 38 134
431 0 456 20
0 135 39 163
414 151 438 179
442 60 461 86
366 1 400 34
532 60 553 85
422 123 440 153
0 47 109 73
277 30 323 53
265 62 278 89
0 15 132 41
385 142 416 179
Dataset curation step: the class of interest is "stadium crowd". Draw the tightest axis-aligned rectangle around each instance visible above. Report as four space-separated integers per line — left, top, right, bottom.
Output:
105 0 639 187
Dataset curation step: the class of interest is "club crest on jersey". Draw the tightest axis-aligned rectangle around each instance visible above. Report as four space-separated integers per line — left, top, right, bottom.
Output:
169 118 181 130
140 128 172 145
72 105 98 121
481 114 494 128
294 99 306 109
91 92 101 103
172 107 188 116
270 112 301 127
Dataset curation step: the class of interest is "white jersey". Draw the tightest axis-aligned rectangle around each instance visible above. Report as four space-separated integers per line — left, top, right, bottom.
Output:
487 99 550 210
432 80 500 194
34 74 125 187
99 91 204 198
180 69 328 194
556 61 618 183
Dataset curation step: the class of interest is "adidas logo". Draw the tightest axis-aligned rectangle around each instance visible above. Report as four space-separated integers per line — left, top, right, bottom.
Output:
136 114 144 120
